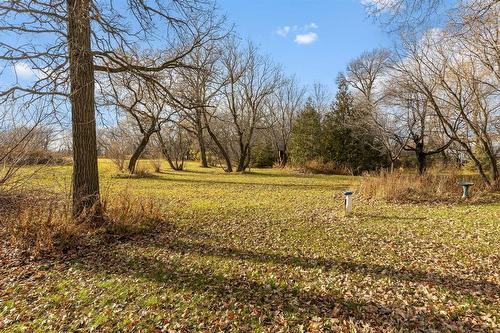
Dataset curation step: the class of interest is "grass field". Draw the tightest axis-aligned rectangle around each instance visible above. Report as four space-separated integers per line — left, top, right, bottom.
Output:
1 160 499 332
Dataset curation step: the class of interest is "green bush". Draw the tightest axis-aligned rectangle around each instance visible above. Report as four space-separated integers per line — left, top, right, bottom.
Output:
251 142 276 168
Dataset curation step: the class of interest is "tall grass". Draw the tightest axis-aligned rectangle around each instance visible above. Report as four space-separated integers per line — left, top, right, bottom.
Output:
358 170 496 203
1 191 166 257
292 160 354 175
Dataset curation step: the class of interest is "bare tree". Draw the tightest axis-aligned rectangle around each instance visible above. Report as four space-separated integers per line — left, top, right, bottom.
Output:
267 77 306 167
394 24 498 185
0 99 53 192
310 82 331 116
385 79 453 174
346 49 392 107
156 124 192 171
173 39 229 168
104 71 175 174
220 41 282 172
346 49 404 171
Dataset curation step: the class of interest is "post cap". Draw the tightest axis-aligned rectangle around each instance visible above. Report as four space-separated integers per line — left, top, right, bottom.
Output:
458 182 474 186
343 191 353 196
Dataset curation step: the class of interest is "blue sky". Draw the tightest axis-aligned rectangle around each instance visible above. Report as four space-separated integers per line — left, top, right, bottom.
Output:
3 0 393 94
218 0 393 91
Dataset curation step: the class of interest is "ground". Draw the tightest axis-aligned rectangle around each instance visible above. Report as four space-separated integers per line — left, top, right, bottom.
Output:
1 160 499 332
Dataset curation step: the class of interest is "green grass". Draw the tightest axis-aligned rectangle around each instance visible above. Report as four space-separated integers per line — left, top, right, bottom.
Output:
1 159 499 332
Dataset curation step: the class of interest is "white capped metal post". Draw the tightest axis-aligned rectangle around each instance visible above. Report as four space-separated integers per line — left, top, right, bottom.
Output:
343 191 353 216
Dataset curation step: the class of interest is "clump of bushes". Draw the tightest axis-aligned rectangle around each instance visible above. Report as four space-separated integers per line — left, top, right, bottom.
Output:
2 149 70 166
295 160 353 175
358 171 498 204
111 167 159 179
1 191 166 258
251 142 275 168
20 150 70 165
150 158 162 173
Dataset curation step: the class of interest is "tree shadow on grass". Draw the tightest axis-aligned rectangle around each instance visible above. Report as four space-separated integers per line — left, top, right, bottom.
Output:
161 240 500 302
7 220 495 331
74 242 488 332
242 171 342 179
355 213 427 221
149 176 346 190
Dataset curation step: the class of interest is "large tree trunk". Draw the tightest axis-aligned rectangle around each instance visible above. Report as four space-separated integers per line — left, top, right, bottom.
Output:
483 143 499 182
491 158 499 183
415 142 426 175
236 147 248 172
235 138 248 172
128 131 154 174
198 134 208 168
68 0 100 218
195 114 208 168
416 151 426 175
278 144 288 168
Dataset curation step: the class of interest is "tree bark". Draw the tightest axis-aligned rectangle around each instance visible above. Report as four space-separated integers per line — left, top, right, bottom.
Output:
483 144 499 182
203 114 232 172
236 145 249 172
67 0 100 218
416 147 426 176
128 131 154 174
195 114 208 167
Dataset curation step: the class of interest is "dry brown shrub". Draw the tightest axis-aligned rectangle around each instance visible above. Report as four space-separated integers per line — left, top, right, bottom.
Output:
296 160 353 175
105 141 128 172
0 190 165 258
357 170 497 204
1 194 85 257
150 159 162 173
112 168 158 179
101 193 165 236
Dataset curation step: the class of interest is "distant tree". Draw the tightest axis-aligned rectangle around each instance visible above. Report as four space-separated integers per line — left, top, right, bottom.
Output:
385 76 453 175
321 74 353 165
346 49 403 171
267 77 306 167
157 124 192 171
289 99 323 164
322 74 386 174
174 38 229 168
104 72 175 174
250 140 276 168
220 41 282 172
0 100 52 191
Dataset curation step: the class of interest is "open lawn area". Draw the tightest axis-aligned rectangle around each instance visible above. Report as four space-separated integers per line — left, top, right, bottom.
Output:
1 160 499 332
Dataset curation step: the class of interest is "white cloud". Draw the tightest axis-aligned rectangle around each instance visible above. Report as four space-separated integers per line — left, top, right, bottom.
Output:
294 32 318 45
277 22 320 44
361 0 398 11
13 62 37 79
305 22 319 30
276 26 291 37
